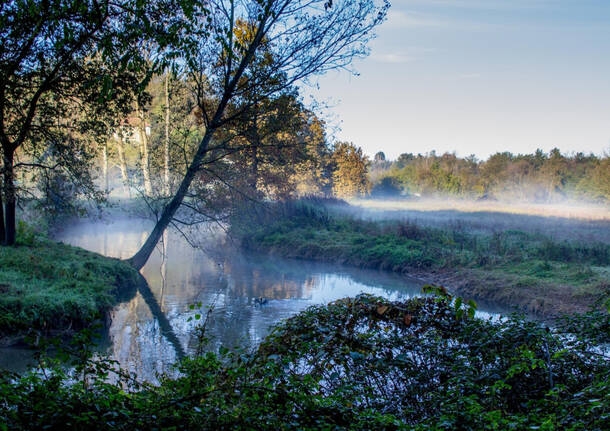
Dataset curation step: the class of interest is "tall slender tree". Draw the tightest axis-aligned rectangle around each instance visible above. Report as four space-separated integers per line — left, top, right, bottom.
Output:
164 73 172 196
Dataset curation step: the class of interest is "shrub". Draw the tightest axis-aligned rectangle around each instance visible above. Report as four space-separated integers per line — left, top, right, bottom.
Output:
1 293 608 430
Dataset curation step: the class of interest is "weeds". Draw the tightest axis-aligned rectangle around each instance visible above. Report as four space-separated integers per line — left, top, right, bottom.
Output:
2 292 608 430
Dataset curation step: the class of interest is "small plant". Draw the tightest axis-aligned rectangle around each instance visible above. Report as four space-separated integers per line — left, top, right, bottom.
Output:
16 221 36 246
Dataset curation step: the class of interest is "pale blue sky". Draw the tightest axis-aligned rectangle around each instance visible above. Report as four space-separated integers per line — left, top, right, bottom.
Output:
306 0 610 160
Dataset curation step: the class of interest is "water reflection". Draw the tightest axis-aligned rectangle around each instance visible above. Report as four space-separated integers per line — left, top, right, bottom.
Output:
0 218 504 381
45 218 430 381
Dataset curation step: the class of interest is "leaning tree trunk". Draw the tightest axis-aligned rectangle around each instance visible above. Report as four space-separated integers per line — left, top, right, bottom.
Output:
126 130 214 269
164 73 171 196
2 148 16 245
126 13 268 270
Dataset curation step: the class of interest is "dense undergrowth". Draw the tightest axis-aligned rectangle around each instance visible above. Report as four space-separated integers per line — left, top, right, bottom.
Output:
1 291 608 430
0 224 139 341
233 199 610 315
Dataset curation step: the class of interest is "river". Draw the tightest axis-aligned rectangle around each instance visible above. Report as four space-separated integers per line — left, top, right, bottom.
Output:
1 218 499 382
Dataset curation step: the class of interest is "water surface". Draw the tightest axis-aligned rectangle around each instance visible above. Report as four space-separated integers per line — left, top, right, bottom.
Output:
3 218 497 381
59 219 430 381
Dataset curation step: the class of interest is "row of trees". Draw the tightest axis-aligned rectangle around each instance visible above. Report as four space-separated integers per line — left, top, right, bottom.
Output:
370 149 610 202
96 71 371 203
98 74 373 202
0 0 388 270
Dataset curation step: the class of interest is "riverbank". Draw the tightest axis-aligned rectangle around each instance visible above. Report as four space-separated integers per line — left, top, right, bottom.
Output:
0 234 140 345
235 200 610 316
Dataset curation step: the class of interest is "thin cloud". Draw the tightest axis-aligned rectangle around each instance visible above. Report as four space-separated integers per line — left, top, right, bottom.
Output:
370 46 436 64
372 53 414 64
384 10 446 28
383 9 505 31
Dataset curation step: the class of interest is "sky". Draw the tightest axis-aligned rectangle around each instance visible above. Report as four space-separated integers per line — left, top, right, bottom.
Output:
304 0 610 161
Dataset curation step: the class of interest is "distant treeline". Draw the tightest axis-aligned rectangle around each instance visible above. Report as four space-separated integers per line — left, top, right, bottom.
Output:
369 149 610 202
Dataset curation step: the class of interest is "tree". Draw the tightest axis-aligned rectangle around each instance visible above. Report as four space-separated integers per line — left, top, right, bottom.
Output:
374 151 386 162
224 92 309 200
126 0 389 269
164 73 171 196
395 153 415 169
0 0 161 245
539 147 567 198
292 111 332 196
331 142 370 198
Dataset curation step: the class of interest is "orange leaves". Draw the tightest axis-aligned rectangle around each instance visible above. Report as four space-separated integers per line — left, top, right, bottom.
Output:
374 302 414 329
376 305 389 316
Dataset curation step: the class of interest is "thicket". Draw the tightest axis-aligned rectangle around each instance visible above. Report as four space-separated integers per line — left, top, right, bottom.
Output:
370 149 610 202
1 291 608 430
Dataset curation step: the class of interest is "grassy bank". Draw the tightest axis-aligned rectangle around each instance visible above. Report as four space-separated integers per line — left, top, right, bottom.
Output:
235 200 610 316
0 230 140 342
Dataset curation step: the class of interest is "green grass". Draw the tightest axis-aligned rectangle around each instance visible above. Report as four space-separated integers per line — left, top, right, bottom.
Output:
235 201 610 315
0 236 140 338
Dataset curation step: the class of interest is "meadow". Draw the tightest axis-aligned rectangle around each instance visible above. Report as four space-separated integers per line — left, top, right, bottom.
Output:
345 198 610 243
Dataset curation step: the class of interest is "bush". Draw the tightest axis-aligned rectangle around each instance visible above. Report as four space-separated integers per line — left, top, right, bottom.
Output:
1 292 608 430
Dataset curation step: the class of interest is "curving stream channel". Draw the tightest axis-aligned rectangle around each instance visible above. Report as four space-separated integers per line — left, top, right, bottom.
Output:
2 218 500 382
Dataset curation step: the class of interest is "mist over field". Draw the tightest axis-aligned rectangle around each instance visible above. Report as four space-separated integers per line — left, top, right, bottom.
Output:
339 198 610 244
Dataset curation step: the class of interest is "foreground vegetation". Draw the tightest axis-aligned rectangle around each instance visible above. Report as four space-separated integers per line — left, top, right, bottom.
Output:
0 228 139 342
1 292 608 429
235 200 610 315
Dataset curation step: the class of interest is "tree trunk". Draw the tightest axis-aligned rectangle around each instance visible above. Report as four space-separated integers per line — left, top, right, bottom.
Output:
164 73 171 196
2 148 16 246
116 133 130 196
126 129 213 270
137 106 153 196
127 13 267 269
0 175 5 245
140 128 153 196
102 141 109 192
